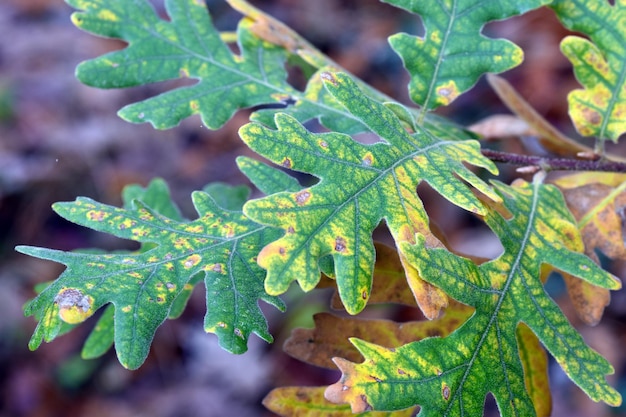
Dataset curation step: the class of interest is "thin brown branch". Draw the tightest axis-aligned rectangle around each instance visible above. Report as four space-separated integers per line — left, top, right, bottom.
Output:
481 149 626 173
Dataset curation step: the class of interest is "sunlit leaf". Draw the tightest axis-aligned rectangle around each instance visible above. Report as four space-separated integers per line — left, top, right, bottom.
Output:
241 72 499 315
326 179 621 415
551 0 626 142
383 0 550 113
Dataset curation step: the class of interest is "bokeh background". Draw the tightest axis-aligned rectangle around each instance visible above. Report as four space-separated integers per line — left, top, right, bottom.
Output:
1 1 625 416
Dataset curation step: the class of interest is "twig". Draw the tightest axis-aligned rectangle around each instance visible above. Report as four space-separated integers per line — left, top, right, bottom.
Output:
481 149 626 173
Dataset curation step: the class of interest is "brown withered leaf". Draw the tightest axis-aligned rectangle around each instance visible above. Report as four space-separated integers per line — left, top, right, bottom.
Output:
263 386 418 417
552 173 626 325
468 114 535 140
284 301 473 369
225 0 330 68
483 74 611 159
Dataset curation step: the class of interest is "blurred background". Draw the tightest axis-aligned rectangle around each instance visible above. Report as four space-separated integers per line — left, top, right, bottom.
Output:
1 0 625 416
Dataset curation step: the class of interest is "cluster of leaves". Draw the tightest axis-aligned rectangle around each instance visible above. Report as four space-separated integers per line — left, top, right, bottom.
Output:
18 0 626 416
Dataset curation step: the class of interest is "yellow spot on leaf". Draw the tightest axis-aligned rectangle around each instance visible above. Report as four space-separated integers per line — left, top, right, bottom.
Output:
121 305 132 313
185 224 204 233
87 210 108 221
173 237 192 250
281 157 292 169
435 81 460 106
138 210 154 221
118 218 136 230
97 9 118 21
362 152 374 167
182 254 202 269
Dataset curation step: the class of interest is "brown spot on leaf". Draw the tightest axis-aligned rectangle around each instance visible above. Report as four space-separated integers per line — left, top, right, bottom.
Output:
359 395 373 411
320 72 338 86
398 368 406 375
582 107 602 125
334 236 347 253
279 247 286 255
442 384 451 401
281 157 292 169
427 328 442 337
295 190 311 206
287 226 295 234
87 210 107 221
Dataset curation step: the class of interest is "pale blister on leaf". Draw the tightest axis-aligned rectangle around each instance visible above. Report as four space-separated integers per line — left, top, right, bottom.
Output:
551 0 626 142
241 72 499 315
325 179 621 415
382 0 551 112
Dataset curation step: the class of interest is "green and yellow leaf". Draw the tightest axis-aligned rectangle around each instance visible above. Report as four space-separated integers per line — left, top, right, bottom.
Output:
241 72 499 315
382 0 551 113
551 0 626 142
18 183 284 369
264 386 418 417
325 179 621 415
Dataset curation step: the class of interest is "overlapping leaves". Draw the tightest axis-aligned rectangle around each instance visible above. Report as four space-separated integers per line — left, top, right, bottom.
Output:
241 71 499 315
325 179 621 415
551 0 626 142
18 179 285 369
382 0 551 112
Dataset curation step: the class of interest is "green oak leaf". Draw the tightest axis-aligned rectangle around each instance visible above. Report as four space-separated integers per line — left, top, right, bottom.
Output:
18 188 284 369
236 156 302 195
66 0 368 133
241 72 499 315
67 0 488 138
69 0 292 129
123 178 184 221
551 0 626 142
325 179 621 416
383 0 550 113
